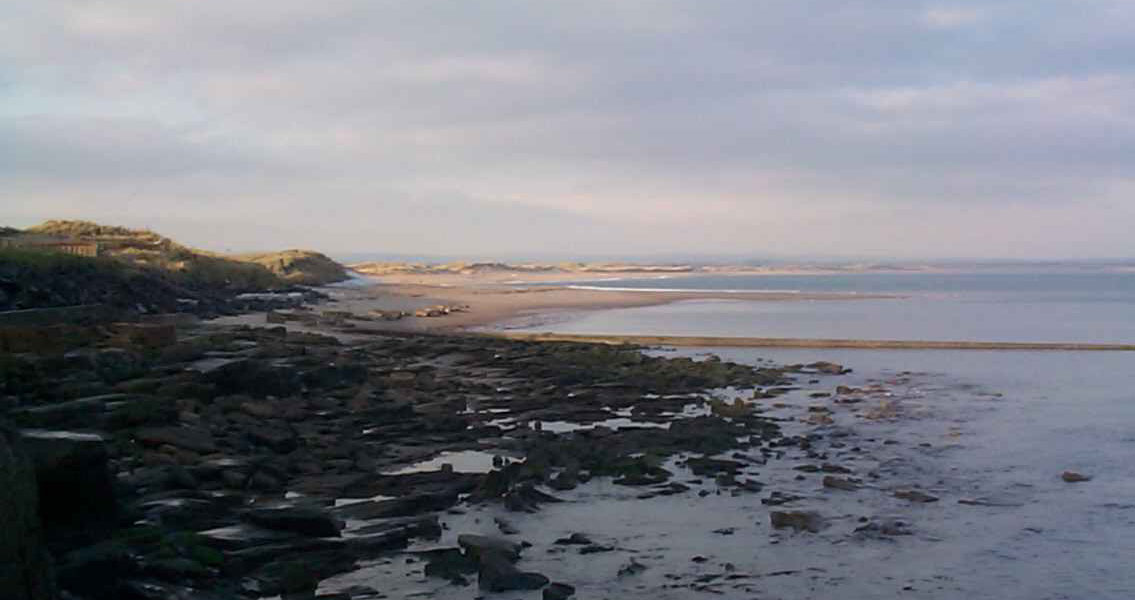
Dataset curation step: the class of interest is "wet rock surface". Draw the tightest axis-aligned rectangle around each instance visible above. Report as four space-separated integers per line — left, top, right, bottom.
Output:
0 319 1031 599
1 321 804 598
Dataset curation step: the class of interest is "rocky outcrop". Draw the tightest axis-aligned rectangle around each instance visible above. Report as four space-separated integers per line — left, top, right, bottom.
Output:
18 430 117 547
1 324 801 597
0 426 56 600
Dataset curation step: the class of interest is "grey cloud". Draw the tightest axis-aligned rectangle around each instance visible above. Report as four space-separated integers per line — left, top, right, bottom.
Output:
1 0 1133 258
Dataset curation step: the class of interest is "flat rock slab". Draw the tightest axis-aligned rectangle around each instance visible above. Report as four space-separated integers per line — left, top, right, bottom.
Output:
135 426 218 454
458 534 523 562
244 507 342 538
770 510 825 533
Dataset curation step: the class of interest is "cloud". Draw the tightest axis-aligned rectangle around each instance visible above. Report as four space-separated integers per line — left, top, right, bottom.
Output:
1 0 1133 258
921 7 988 28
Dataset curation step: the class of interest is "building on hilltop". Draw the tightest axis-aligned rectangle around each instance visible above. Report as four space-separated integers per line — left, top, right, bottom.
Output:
0 235 102 257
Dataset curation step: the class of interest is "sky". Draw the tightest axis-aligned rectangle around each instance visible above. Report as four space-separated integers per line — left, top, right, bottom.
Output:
2 1 1134 259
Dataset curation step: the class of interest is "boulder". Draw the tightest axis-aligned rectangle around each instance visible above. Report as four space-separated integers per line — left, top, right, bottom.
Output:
0 426 57 600
477 551 548 592
421 548 477 583
205 359 299 398
822 475 860 491
544 582 576 599
806 361 848 375
553 533 592 546
457 534 523 562
770 510 825 533
19 429 117 544
1061 471 1091 483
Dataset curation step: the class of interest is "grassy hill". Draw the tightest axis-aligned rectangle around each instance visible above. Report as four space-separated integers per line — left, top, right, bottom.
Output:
22 220 349 287
1 220 351 311
234 249 351 286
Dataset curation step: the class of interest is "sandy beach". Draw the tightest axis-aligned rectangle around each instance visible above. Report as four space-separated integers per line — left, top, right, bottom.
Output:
210 276 895 335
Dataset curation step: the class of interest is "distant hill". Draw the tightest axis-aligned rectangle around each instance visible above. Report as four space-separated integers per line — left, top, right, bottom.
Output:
351 261 695 277
234 249 351 286
0 220 352 312
19 220 350 288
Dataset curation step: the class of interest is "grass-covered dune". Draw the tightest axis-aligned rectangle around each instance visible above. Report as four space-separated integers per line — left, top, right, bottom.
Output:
0 220 351 312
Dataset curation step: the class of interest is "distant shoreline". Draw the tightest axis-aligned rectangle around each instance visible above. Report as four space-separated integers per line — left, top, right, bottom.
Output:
208 270 1135 350
210 277 891 335
489 332 1135 351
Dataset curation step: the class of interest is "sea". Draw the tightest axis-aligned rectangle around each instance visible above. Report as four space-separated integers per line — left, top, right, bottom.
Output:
323 268 1135 599
494 268 1135 598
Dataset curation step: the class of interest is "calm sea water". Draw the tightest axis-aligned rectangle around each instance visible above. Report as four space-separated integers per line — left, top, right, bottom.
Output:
517 271 1135 343
496 270 1135 598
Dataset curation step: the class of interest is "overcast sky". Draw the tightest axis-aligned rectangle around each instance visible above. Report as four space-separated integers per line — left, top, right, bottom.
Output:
3 1 1133 259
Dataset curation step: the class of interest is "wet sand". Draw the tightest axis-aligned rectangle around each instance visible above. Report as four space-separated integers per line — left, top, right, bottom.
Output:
216 278 893 335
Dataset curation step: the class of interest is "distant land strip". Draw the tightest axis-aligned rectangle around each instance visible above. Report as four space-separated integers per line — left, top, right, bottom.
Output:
490 332 1135 351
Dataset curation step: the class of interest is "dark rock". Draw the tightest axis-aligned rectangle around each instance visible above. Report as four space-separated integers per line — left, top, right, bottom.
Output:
19 429 117 545
806 361 848 375
544 582 576 600
245 506 342 538
11 394 118 428
55 540 136 599
770 510 825 533
762 491 803 506
457 534 522 562
547 470 578 491
421 548 477 583
1061 471 1091 483
553 533 592 546
0 426 57 600
135 426 217 454
246 424 298 454
246 558 324 596
495 517 519 535
205 359 299 398
94 348 148 383
477 551 548 592
894 489 939 503
504 484 562 513
143 557 209 580
855 518 912 537
107 396 177 430
333 492 456 520
822 475 860 491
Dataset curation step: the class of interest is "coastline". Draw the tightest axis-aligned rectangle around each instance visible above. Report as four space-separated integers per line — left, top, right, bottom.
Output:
210 276 895 335
208 274 1135 351
491 332 1135 351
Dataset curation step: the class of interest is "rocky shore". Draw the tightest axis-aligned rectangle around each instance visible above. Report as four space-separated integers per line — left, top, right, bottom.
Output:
0 309 896 599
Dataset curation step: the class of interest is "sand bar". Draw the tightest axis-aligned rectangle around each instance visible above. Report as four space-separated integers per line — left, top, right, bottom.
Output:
271 279 897 334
